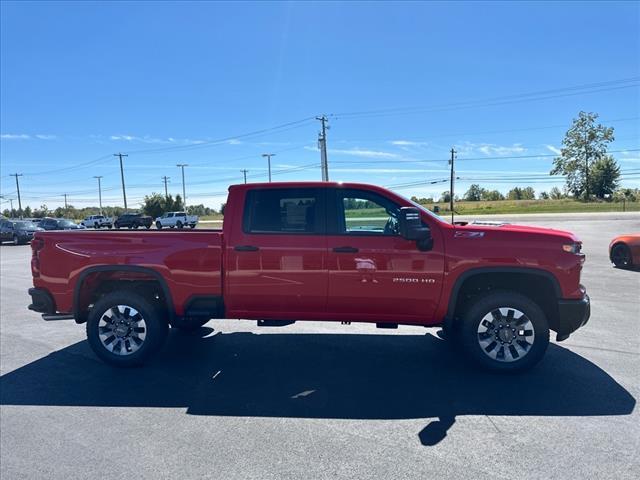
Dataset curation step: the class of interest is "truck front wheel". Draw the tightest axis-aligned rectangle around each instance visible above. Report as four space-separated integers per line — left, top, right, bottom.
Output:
459 291 549 372
86 291 168 367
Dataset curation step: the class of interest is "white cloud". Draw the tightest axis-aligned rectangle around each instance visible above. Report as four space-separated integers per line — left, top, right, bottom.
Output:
303 146 399 159
1 133 31 140
545 145 561 155
226 139 242 145
390 140 428 147
109 134 207 145
456 142 526 156
34 134 57 140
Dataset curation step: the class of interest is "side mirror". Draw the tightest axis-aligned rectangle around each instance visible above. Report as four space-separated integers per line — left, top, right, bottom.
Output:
398 207 433 251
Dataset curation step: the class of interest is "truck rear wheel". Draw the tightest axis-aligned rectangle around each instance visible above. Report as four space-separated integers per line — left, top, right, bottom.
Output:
459 291 549 373
86 291 168 367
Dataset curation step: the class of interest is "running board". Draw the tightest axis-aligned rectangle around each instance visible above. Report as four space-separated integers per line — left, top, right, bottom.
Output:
42 314 75 321
257 320 296 327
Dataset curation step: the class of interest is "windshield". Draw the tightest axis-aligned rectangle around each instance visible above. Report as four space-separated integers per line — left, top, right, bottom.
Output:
14 221 37 229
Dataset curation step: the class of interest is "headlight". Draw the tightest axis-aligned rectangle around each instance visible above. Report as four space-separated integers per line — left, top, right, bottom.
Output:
562 242 582 254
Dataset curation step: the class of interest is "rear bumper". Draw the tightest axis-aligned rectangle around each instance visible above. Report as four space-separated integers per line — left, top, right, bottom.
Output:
28 287 56 314
555 293 590 341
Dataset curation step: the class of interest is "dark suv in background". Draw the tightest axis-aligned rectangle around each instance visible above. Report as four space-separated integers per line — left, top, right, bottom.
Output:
0 219 44 245
114 213 152 229
39 218 85 231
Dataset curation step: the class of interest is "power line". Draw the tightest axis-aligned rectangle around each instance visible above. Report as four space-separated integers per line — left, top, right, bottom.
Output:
331 77 640 120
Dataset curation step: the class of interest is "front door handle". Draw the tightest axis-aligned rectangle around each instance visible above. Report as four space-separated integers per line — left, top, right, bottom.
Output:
333 246 359 253
234 245 260 252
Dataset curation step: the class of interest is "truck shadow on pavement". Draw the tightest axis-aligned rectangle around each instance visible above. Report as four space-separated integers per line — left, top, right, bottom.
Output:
0 329 636 446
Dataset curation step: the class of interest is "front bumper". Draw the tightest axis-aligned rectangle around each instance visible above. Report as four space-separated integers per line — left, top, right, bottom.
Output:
555 293 590 341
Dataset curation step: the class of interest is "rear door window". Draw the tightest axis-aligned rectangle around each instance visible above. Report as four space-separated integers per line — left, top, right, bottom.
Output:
243 188 324 234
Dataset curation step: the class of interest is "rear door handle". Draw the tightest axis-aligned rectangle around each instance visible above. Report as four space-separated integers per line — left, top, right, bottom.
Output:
333 246 359 253
234 245 260 252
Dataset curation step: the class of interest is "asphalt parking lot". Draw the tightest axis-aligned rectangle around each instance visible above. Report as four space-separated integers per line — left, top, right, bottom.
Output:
1 213 639 480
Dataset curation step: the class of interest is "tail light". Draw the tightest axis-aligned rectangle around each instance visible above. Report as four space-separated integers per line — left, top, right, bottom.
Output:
31 236 45 278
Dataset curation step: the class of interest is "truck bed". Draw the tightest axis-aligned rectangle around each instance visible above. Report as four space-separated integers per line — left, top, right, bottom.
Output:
33 230 223 315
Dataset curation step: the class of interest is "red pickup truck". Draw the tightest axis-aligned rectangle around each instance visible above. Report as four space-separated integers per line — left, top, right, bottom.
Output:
28 182 590 372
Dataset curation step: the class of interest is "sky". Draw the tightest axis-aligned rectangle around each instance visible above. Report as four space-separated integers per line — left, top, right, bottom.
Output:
1 1 639 211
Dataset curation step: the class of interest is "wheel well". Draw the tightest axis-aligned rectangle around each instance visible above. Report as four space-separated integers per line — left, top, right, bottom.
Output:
449 271 559 330
74 270 171 323
609 242 626 260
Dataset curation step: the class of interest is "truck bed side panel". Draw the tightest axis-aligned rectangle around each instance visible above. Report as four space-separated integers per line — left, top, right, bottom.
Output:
34 230 223 315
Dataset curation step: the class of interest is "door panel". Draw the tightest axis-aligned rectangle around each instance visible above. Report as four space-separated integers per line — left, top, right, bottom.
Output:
225 188 328 318
326 188 444 323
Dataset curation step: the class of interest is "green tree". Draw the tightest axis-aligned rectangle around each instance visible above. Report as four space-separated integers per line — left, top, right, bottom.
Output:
550 111 615 199
549 187 564 200
589 156 620 199
463 184 485 201
440 191 451 203
481 190 504 201
507 187 523 200
219 202 226 215
521 187 536 200
23 206 32 218
539 191 549 200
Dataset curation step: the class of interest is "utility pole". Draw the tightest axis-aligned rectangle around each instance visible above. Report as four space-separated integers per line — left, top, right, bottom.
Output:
93 176 103 215
114 153 128 211
63 193 68 210
176 164 188 209
240 169 248 184
262 154 275 182
10 173 23 217
449 148 456 224
316 115 329 181
162 176 170 198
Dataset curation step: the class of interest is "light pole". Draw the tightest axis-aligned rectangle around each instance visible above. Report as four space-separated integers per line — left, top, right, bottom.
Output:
262 154 275 182
93 176 103 215
176 164 188 210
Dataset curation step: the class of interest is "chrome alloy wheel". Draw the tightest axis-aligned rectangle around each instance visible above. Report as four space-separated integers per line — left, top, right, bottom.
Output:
477 307 535 362
98 305 147 356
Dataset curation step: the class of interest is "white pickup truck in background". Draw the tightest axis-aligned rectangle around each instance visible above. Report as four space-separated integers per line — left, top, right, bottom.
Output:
80 215 114 229
154 212 198 229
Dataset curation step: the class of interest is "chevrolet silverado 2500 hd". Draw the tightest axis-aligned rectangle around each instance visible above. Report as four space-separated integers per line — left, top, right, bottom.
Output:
28 182 590 371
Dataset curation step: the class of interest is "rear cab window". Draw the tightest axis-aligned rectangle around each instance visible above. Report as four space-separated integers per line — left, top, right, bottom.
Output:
243 188 325 234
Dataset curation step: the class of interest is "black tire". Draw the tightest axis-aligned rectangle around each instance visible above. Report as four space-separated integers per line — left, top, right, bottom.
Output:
459 291 549 373
189 224 196 229
107 224 113 229
145 224 151 230
94 222 100 229
156 222 163 230
611 243 633 268
172 317 209 332
12 235 20 246
176 221 183 229
86 291 169 367
114 223 120 230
